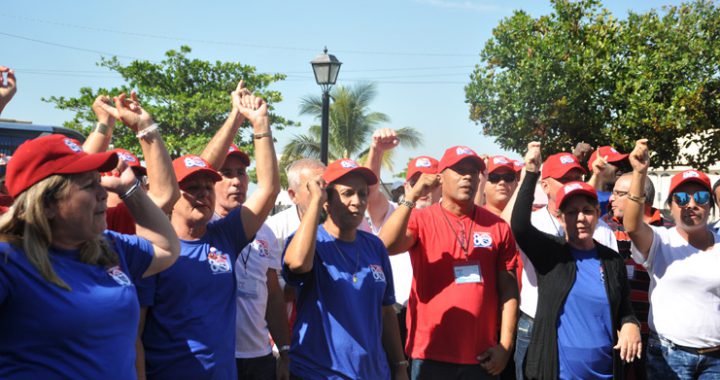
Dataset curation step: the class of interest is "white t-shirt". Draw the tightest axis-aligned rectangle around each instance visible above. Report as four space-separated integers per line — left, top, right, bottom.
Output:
631 226 720 348
519 206 619 317
233 223 283 358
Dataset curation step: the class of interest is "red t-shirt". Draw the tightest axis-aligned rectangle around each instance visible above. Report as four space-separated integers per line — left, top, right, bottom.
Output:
106 203 136 235
406 203 518 364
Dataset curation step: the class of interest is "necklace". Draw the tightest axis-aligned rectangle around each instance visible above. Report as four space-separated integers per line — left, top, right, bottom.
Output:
546 206 562 236
331 237 361 283
440 205 476 260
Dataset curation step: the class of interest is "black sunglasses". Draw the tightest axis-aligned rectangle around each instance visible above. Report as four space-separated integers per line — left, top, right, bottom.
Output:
672 191 711 207
488 173 517 183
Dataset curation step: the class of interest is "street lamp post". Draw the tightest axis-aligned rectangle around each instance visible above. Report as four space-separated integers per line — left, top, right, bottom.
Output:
310 47 342 164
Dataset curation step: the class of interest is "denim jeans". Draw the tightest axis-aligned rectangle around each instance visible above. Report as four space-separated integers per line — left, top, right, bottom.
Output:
236 353 276 380
513 312 534 380
646 334 720 380
411 358 498 380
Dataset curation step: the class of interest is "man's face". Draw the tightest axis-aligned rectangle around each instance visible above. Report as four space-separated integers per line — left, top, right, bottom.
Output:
290 166 325 216
214 156 249 216
609 176 631 220
541 168 584 208
484 168 518 210
441 159 481 204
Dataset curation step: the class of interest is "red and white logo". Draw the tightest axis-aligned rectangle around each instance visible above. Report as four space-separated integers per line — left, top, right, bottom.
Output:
252 239 270 257
415 157 432 168
683 170 700 179
340 159 358 169
64 138 82 153
208 247 232 274
107 266 132 286
184 156 208 168
564 183 583 193
369 264 386 282
473 232 493 248
493 157 509 164
117 152 137 163
559 155 576 164
455 146 473 156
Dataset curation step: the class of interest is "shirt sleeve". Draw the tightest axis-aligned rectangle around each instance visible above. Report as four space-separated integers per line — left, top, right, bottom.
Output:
496 222 519 272
630 225 663 272
103 230 154 282
207 208 249 262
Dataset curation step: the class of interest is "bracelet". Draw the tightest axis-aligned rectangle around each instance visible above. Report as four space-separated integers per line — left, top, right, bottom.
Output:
278 344 290 352
136 123 159 140
395 360 409 367
253 131 272 139
119 179 142 200
94 122 110 135
627 194 646 204
399 200 415 209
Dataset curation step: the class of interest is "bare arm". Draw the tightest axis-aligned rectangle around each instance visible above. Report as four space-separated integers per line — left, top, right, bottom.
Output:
0 66 16 115
473 156 488 207
500 169 525 224
381 304 409 380
135 307 148 380
265 268 290 380
378 173 439 254
479 270 518 375
83 96 118 154
364 128 396 228
200 81 248 169
623 139 654 259
284 178 325 273
238 93 281 240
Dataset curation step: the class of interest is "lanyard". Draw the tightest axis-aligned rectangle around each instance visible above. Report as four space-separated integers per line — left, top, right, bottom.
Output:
440 206 477 260
239 246 251 274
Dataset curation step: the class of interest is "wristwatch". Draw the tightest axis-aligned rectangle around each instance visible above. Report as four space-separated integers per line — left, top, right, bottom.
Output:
399 199 415 209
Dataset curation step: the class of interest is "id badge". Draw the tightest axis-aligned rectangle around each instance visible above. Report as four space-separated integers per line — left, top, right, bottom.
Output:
453 261 482 284
237 279 258 299
626 264 635 280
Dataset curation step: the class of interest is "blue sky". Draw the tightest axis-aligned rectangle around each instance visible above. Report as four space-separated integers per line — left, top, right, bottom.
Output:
2 0 685 183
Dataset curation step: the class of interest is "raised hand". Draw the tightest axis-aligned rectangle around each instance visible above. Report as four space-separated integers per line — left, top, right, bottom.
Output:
591 154 609 176
524 141 542 172
236 92 269 128
230 79 251 113
306 175 327 205
371 128 400 153
572 142 594 163
0 66 17 110
628 139 650 174
92 95 119 126
100 159 139 195
113 92 154 133
407 173 440 202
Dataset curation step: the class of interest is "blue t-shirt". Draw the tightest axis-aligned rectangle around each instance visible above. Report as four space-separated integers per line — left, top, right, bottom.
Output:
598 191 611 217
0 230 154 380
282 225 396 380
138 208 249 380
557 248 613 380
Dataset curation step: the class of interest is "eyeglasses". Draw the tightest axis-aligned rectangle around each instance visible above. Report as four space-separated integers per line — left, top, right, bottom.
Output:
612 190 628 198
672 191 711 207
488 173 516 183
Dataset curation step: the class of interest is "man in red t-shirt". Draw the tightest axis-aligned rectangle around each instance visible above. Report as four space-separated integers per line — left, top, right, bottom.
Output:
380 145 519 379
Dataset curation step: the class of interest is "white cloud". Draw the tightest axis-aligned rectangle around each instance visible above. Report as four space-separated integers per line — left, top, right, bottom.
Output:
415 0 505 12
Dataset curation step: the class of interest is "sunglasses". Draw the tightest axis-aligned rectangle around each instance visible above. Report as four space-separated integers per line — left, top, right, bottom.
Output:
488 173 517 183
672 191 711 207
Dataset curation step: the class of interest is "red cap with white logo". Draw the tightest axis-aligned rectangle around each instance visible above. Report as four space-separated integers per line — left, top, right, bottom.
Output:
322 158 378 185
172 155 222 183
541 153 586 179
438 145 485 173
406 156 439 180
555 181 598 210
668 169 711 194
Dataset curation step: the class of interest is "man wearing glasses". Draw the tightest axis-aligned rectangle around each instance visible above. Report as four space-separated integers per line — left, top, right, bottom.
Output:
513 152 619 380
483 156 519 217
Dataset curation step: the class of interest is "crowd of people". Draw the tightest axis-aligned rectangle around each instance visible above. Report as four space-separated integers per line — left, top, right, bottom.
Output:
0 66 719 380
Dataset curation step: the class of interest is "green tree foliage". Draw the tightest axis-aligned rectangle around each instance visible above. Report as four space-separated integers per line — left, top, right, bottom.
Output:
466 0 720 169
282 82 423 173
45 46 294 158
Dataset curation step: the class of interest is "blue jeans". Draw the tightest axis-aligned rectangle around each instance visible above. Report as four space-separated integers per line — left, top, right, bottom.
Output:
513 312 534 380
411 358 498 380
646 334 720 379
236 353 276 380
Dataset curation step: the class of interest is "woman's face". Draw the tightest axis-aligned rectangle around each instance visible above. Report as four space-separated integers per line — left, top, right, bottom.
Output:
49 171 108 245
175 173 217 225
670 182 711 232
325 173 369 232
559 195 599 246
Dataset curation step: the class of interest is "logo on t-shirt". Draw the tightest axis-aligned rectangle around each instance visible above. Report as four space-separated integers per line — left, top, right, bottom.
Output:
107 266 132 286
369 264 386 282
252 239 270 257
473 232 493 248
599 265 606 283
208 247 232 274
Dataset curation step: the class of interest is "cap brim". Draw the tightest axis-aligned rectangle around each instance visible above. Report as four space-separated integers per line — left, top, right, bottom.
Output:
226 151 250 167
669 177 711 194
440 156 486 173
559 189 597 209
56 151 119 175
327 167 378 186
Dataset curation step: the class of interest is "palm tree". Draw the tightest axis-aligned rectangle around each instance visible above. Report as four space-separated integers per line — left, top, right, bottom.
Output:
281 82 422 175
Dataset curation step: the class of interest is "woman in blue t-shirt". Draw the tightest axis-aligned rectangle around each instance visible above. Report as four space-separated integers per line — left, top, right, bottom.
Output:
137 89 280 380
510 142 641 380
283 158 408 380
0 133 180 380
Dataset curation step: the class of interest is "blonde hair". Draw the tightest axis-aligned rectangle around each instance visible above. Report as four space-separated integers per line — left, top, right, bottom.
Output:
0 174 118 291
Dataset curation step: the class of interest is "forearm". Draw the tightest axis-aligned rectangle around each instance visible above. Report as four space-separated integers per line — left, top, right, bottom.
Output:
500 169 525 224
266 273 291 348
135 307 148 380
498 272 519 349
587 173 603 191
83 122 114 153
284 200 322 273
381 305 406 368
123 188 180 276
138 131 179 213
201 109 243 169
623 171 647 234
364 145 390 227
378 204 414 254
510 171 538 240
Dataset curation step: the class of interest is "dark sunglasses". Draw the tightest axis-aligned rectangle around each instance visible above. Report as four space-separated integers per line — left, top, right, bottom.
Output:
488 173 517 183
672 191 711 207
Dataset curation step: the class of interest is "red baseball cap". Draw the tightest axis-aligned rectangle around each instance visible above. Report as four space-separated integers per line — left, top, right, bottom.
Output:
172 155 222 183
487 155 515 174
668 169 711 194
6 134 118 198
322 158 378 185
555 181 598 210
512 160 525 173
587 146 629 171
406 156 439 180
438 146 485 173
112 148 147 177
541 153 586 179
226 144 250 167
